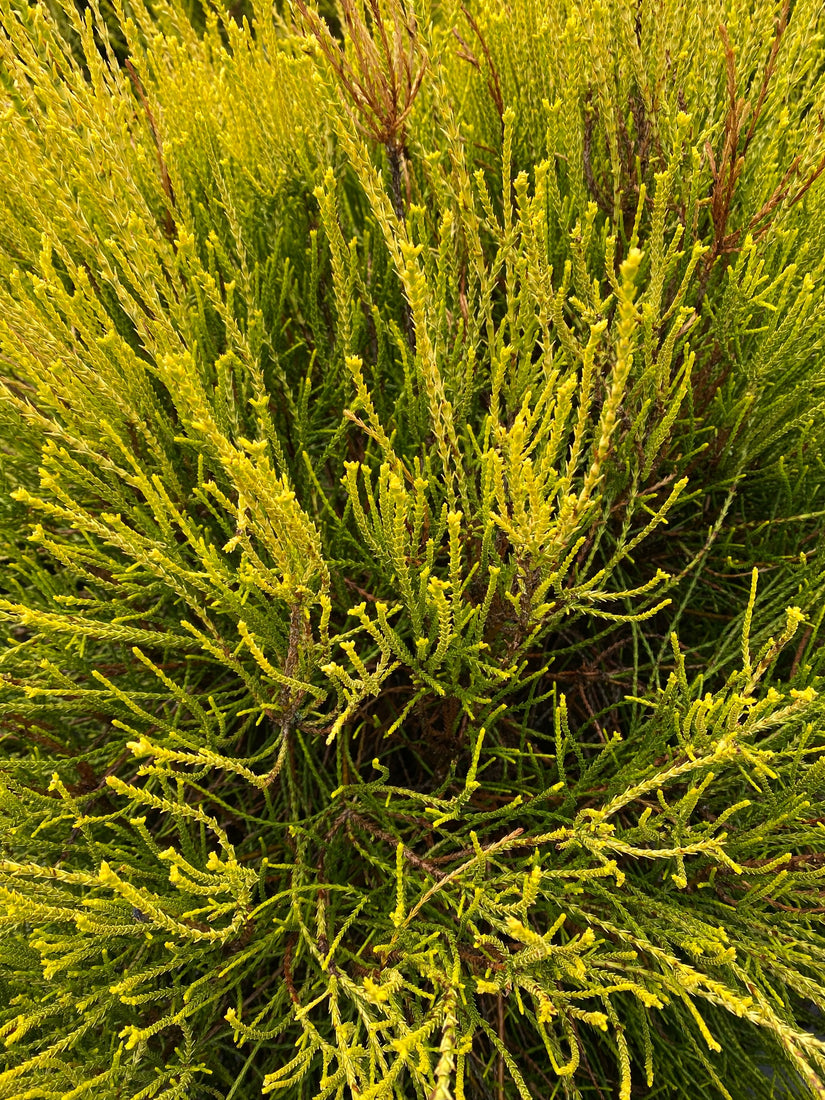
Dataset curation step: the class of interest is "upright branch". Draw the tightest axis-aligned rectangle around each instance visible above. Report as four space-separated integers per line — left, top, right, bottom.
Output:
295 0 427 222
124 59 177 242
296 0 426 348
705 0 825 267
452 5 505 130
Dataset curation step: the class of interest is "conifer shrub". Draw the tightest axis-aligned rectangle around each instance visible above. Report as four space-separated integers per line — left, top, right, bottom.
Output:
2 0 825 1096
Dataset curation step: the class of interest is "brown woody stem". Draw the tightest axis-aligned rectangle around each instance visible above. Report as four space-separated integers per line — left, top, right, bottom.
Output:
387 141 417 351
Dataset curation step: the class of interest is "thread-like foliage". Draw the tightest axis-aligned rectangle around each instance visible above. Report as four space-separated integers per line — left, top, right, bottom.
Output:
1 0 825 1097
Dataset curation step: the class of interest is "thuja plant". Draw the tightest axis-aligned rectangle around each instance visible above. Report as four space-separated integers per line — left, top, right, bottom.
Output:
1 0 825 1096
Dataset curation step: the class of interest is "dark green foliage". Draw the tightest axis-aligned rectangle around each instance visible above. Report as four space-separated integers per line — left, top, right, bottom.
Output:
1 0 825 1097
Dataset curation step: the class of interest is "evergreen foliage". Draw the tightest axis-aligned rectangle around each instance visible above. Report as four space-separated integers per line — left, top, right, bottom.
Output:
1 0 825 1096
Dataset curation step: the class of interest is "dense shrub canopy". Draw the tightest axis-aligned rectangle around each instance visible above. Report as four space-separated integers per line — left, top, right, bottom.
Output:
1 0 825 1097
